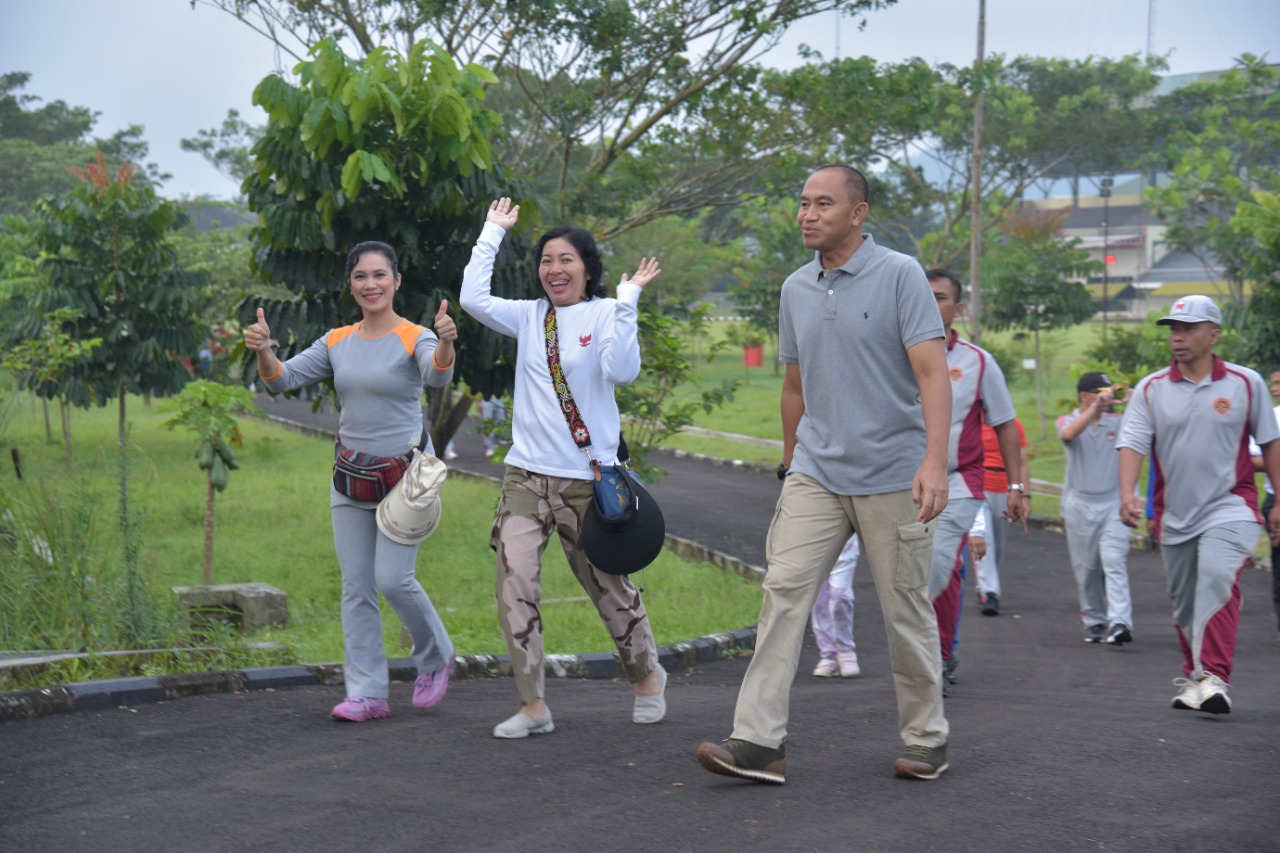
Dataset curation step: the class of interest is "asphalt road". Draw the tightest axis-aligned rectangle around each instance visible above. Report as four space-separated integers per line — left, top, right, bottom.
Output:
2 399 1278 852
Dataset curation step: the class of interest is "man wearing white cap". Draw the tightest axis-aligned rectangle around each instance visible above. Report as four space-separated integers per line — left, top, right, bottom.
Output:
1116 295 1280 714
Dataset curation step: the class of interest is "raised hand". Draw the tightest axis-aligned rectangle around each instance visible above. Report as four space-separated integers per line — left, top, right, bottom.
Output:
487 197 520 232
621 257 661 289
434 299 457 343
244 307 273 352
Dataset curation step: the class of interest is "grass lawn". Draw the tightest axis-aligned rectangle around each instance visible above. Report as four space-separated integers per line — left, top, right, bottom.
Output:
0 394 765 678
674 319 1107 488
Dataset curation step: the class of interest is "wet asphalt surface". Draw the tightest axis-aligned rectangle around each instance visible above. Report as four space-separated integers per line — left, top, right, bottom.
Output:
2 396 1278 852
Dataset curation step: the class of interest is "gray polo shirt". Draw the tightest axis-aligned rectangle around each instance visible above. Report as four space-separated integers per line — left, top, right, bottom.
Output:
1116 356 1279 544
1056 409 1124 498
778 233 944 496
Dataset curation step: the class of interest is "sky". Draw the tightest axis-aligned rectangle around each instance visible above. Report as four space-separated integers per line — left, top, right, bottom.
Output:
3 0 1277 200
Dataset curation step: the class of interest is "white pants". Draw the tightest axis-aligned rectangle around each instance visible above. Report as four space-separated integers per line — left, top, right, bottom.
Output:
976 493 1008 597
810 533 859 657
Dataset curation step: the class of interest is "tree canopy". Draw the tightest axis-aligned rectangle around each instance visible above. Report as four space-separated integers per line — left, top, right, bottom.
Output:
198 0 896 236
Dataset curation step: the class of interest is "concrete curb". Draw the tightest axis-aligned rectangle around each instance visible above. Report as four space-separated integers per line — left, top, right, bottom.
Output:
0 627 758 723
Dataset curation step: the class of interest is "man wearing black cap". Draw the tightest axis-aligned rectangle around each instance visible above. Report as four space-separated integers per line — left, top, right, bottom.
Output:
1057 371 1134 645
1117 295 1280 715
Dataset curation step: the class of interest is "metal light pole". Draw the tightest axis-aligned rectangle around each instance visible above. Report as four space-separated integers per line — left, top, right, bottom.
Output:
968 0 986 343
1100 176 1113 342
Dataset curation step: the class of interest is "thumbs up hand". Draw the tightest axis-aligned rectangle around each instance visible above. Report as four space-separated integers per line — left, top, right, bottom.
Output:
433 299 457 343
244 307 274 352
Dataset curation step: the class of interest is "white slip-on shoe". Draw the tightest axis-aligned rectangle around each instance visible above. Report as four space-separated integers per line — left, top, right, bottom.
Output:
493 708 555 739
633 666 667 724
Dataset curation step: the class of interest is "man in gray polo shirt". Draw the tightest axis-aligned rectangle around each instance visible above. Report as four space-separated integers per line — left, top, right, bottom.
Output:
1057 372 1133 646
696 164 953 783
1117 295 1280 715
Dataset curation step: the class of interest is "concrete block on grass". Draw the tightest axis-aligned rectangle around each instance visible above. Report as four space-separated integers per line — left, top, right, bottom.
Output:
0 686 74 722
71 677 166 711
173 583 290 632
242 666 318 691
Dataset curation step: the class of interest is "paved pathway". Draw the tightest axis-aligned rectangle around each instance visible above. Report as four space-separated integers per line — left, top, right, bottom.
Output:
2 396 1278 851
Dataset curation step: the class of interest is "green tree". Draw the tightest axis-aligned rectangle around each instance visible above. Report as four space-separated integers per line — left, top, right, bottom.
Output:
1227 190 1280 368
1146 56 1280 306
200 0 896 236
602 213 736 316
30 152 205 598
162 381 263 585
768 53 1166 341
1 307 102 471
982 207 1100 437
0 73 169 215
727 199 811 373
614 304 737 480
180 108 263 188
241 38 534 443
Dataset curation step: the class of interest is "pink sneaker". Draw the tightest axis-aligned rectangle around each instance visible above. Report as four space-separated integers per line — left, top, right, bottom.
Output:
413 654 455 710
331 696 390 722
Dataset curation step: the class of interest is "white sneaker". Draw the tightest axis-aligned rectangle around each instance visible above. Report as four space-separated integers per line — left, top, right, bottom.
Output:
493 708 555 738
812 658 839 678
1196 673 1232 715
1171 677 1200 711
633 666 667 724
837 651 861 678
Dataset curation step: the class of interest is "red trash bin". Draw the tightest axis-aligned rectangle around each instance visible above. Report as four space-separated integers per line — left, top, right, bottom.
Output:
743 345 764 367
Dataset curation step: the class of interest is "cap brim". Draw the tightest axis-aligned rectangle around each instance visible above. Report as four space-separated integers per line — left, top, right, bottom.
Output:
582 476 666 575
1156 314 1213 325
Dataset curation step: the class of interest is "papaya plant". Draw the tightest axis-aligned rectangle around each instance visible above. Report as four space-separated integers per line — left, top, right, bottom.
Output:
161 381 263 585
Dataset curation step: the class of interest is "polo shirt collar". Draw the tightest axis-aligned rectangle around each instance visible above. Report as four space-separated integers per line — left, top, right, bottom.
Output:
1167 354 1227 383
946 328 959 351
812 233 878 280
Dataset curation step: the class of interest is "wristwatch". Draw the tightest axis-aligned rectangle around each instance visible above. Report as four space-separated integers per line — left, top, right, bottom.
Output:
1008 483 1025 493
776 463 788 481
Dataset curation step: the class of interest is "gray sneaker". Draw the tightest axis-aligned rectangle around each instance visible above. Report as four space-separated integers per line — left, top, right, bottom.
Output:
895 743 949 780
1105 623 1133 646
1084 624 1106 643
696 738 786 784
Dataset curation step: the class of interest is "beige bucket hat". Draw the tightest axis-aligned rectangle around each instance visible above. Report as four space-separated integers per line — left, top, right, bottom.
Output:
376 452 447 545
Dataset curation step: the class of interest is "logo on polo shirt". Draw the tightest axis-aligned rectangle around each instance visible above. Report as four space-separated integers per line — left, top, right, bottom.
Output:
579 334 592 348
1212 397 1232 415
1106 431 1116 440
949 367 963 382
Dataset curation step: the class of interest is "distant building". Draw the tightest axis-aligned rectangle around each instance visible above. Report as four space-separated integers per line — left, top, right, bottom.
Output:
1017 63 1277 320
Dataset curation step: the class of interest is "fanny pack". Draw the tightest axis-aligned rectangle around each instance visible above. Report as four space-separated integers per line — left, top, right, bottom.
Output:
333 436 415 503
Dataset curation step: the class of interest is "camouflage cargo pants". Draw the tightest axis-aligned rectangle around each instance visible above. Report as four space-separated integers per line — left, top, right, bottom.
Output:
492 465 659 704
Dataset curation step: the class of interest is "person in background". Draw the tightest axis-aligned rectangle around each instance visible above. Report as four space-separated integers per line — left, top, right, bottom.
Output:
1247 365 1280 645
459 198 667 739
1057 373 1134 646
973 417 1028 616
1117 296 1280 715
244 240 458 722
925 269 1027 693
477 394 507 458
810 533 862 678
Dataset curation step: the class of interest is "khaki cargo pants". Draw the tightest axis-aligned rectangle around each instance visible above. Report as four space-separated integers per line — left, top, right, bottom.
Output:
491 466 659 703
